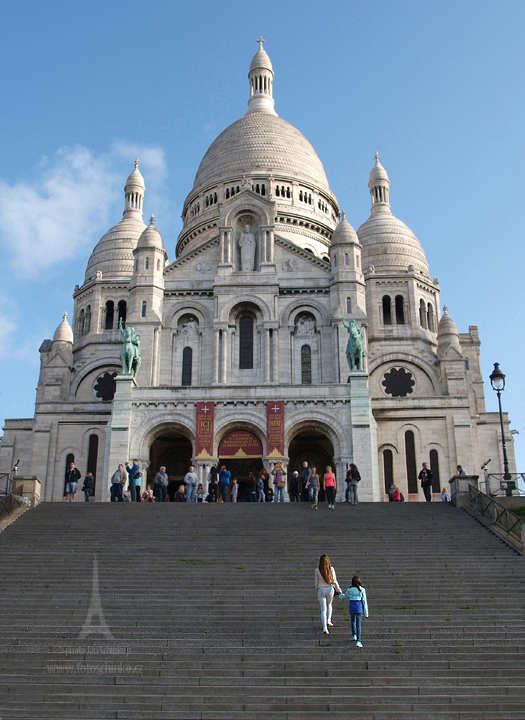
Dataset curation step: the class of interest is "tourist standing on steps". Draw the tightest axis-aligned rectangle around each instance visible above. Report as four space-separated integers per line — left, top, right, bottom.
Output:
207 465 218 502
419 462 433 502
323 466 336 509
184 465 199 503
65 461 81 502
289 471 301 502
299 461 310 503
196 483 204 502
154 466 169 503
257 472 265 502
82 472 94 502
339 575 368 648
231 478 239 502
125 459 139 502
306 466 320 509
315 554 342 635
347 463 361 506
218 465 231 502
441 487 451 502
134 471 142 502
273 462 286 503
110 464 125 502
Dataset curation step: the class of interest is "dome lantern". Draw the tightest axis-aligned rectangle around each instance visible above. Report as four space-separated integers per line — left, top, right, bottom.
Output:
246 37 277 116
53 312 73 345
124 159 145 219
369 152 390 214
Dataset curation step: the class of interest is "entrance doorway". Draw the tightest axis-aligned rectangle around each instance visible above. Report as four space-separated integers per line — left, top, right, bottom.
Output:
288 429 335 502
149 431 192 499
218 430 264 501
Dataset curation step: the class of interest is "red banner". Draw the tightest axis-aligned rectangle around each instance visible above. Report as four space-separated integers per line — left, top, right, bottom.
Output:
195 402 214 461
266 401 285 459
218 431 263 459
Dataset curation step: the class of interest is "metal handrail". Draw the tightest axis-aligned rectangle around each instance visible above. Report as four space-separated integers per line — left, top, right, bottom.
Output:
0 493 30 522
0 473 12 497
468 484 525 546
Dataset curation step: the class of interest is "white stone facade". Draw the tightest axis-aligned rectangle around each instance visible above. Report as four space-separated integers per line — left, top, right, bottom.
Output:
0 44 515 502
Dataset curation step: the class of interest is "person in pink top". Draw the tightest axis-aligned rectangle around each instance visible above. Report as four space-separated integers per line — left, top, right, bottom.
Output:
323 466 336 509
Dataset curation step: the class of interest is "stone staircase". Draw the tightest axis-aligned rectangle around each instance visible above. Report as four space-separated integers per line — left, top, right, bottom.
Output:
0 501 524 720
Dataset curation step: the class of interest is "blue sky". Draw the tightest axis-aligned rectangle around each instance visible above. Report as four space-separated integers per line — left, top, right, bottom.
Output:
0 0 523 476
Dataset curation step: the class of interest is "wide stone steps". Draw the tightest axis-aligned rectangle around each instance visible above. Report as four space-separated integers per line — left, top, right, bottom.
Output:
0 502 524 719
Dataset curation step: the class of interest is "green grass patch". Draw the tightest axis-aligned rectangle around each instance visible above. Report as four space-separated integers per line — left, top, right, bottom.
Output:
461 605 476 610
395 605 416 610
180 558 204 564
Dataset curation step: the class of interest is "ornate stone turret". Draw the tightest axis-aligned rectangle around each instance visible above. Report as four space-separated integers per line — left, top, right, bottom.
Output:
368 152 390 213
246 37 277 116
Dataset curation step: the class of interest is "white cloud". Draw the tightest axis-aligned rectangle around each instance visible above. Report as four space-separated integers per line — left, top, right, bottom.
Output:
0 142 167 275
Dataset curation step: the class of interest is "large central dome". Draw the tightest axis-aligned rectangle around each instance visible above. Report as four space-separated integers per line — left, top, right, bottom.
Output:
193 112 330 193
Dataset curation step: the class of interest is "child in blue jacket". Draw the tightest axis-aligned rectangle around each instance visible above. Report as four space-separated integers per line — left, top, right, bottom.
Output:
339 575 368 648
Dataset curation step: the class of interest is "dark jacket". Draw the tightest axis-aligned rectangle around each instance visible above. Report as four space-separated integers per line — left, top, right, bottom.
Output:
82 475 95 490
418 468 433 487
289 475 299 493
65 467 81 483
298 467 310 489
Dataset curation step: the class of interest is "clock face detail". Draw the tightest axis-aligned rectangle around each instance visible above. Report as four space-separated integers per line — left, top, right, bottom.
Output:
382 367 415 398
94 372 118 402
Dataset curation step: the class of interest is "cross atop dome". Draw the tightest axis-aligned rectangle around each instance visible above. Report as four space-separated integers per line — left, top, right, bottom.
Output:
374 151 380 163
257 35 265 49
134 158 139 169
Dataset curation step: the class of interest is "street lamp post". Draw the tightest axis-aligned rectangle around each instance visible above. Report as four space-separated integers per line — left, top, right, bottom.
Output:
489 362 512 495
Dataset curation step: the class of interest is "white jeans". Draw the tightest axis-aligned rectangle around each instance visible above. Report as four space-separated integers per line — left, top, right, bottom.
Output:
317 586 334 631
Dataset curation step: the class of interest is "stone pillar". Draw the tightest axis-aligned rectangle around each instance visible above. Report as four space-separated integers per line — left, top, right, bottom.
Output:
264 328 271 383
104 375 134 502
450 474 479 507
221 328 229 383
213 330 220 383
334 459 345 502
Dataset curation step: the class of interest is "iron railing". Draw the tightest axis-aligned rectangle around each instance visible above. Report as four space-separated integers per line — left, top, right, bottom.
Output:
0 493 30 523
480 473 525 498
468 484 525 547
0 473 12 497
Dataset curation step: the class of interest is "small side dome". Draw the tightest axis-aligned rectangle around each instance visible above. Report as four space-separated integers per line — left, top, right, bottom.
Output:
437 306 461 356
53 312 73 344
137 215 166 250
125 158 145 192
331 211 358 246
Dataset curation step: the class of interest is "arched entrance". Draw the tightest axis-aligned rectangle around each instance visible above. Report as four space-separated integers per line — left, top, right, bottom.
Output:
149 430 193 500
288 429 335 503
218 430 264 501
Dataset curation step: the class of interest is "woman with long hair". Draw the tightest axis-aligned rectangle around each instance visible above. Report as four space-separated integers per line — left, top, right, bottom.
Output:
323 466 336 509
314 554 342 634
347 463 361 506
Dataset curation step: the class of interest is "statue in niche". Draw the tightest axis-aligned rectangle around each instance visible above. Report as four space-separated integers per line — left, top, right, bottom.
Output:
295 317 316 337
119 318 141 380
180 318 199 338
239 224 256 271
342 316 366 372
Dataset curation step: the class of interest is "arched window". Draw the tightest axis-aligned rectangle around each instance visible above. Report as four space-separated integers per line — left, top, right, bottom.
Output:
141 301 147 318
275 186 280 197
429 449 440 493
239 316 254 369
286 187 291 198
225 188 230 199
383 449 394 493
405 430 417 494
157 259 160 271
301 345 312 384
346 297 352 314
64 453 75 497
382 296 392 325
419 299 427 329
395 295 405 325
78 309 85 337
261 184 266 196
117 300 126 327
87 435 99 497
182 347 192 386
145 258 149 270
105 301 114 330
427 303 435 332
84 306 91 335
344 253 349 266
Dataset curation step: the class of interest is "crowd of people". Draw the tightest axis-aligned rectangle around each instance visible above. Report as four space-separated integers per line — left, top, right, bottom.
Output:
104 459 364 506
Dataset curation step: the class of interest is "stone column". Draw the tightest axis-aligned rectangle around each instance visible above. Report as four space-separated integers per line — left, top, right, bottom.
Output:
334 458 345 503
264 328 271 383
104 375 134 502
221 328 229 384
213 330 220 384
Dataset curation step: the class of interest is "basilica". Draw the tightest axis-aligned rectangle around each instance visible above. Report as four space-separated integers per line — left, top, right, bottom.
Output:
0 42 515 502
